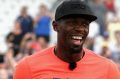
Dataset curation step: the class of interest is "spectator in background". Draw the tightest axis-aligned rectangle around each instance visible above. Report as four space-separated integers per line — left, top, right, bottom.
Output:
20 33 34 57
107 13 120 42
88 0 108 36
5 33 40 79
109 31 120 62
5 48 17 79
84 21 100 50
100 33 112 59
104 0 115 13
16 6 33 35
5 21 25 78
108 30 120 71
0 54 8 79
114 0 120 15
34 4 52 48
101 45 111 59
36 37 48 49
6 21 24 57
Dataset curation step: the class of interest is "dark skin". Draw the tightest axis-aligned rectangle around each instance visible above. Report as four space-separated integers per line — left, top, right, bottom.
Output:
53 16 90 63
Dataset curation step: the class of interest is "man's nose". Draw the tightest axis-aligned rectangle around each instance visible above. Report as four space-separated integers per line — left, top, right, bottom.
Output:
74 26 85 32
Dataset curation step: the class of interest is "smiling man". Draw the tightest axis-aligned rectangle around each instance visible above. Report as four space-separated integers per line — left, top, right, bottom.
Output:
13 0 120 79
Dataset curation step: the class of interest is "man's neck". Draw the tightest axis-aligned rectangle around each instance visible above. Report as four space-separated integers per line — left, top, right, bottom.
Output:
54 46 84 63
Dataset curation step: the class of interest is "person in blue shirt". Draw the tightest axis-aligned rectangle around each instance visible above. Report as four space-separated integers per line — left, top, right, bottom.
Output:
34 4 52 44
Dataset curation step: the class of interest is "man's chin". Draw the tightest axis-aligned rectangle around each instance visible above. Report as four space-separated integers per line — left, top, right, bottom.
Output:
69 45 83 54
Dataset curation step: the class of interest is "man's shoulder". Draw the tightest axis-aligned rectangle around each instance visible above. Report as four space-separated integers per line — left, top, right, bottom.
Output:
84 48 115 65
29 46 54 59
84 48 120 78
84 48 119 72
19 46 54 63
15 46 55 72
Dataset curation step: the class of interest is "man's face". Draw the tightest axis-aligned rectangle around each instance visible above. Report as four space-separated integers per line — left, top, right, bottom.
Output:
21 7 27 16
54 17 90 54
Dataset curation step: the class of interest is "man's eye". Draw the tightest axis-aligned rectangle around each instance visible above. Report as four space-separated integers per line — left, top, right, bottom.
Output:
83 23 88 27
66 22 74 26
81 22 89 27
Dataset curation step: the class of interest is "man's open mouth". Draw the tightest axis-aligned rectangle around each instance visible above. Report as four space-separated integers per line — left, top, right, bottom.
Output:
70 35 83 45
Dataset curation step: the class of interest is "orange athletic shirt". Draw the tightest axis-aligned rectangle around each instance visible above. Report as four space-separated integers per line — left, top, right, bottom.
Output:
13 46 120 79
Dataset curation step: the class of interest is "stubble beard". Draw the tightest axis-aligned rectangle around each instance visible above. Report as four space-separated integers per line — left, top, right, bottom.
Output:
69 45 83 54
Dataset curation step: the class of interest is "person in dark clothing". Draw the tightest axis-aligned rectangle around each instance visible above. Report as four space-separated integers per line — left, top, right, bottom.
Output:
16 6 33 34
6 21 24 56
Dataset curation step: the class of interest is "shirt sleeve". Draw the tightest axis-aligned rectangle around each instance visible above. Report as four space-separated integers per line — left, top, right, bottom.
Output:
13 57 32 79
107 60 120 79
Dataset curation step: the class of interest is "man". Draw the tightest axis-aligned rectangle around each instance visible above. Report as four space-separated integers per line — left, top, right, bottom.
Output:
16 6 33 35
13 0 120 79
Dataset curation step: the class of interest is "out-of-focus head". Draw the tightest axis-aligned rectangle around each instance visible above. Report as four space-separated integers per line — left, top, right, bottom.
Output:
21 6 28 15
39 4 48 14
115 30 120 42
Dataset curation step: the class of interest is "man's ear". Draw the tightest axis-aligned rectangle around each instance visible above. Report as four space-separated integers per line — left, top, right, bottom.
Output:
52 21 59 32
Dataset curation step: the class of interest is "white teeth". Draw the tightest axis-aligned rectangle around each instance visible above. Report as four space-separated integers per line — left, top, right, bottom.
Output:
72 36 82 40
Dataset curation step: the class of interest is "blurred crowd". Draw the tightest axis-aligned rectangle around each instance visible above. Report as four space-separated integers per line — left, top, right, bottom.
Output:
0 0 120 79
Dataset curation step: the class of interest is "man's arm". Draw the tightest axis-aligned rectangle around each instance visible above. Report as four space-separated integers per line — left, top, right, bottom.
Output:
13 57 32 79
107 60 120 79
